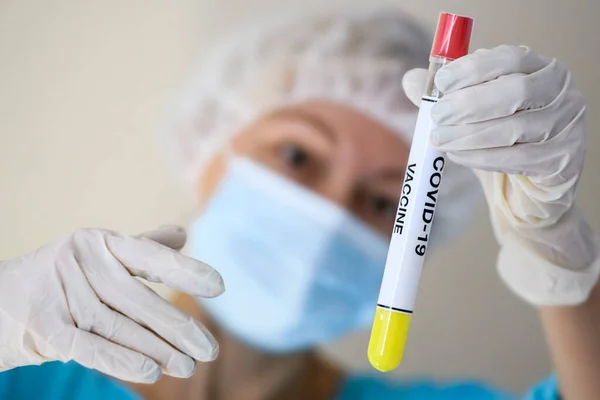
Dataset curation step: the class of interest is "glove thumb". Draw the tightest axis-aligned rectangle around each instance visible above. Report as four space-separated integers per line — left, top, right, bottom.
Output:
402 68 429 107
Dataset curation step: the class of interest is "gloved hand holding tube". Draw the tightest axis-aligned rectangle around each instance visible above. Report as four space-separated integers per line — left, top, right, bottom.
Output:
401 44 600 398
402 44 600 306
0 225 225 383
369 12 600 373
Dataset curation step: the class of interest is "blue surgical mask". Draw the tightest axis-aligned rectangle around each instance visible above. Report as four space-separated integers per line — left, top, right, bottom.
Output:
190 157 388 352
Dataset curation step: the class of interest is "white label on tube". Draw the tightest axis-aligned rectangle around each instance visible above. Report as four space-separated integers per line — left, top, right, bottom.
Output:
377 96 444 313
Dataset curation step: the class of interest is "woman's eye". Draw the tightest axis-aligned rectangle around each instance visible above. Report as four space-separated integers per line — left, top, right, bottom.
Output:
280 144 311 169
368 195 397 220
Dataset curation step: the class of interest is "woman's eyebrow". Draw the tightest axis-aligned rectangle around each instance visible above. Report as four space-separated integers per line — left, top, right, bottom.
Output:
269 110 337 143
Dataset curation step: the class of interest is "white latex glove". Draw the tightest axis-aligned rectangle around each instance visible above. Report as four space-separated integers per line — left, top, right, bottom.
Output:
0 225 224 382
402 45 600 306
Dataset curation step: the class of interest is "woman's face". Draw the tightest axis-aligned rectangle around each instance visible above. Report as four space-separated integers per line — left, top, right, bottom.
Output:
198 100 411 235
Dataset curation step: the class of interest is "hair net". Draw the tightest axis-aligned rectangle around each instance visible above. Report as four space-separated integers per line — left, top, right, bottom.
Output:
163 8 481 245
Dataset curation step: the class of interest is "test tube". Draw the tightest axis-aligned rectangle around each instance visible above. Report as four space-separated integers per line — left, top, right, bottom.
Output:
368 12 474 372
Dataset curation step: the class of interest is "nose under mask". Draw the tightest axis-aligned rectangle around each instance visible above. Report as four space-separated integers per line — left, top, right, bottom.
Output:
190 156 389 352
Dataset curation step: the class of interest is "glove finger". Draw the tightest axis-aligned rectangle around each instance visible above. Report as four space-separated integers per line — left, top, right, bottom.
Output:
107 234 224 298
67 328 161 383
433 62 567 126
402 68 428 106
435 45 549 93
137 225 187 251
87 265 219 362
79 302 197 378
431 110 557 150
445 143 562 179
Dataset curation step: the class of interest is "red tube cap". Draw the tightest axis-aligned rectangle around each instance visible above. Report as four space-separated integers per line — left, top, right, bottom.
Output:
431 13 473 60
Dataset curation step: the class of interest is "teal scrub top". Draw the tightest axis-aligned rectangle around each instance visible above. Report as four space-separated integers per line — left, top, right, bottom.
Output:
0 362 559 400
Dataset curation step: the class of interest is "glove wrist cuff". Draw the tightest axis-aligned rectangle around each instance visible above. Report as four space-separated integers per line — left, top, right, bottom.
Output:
497 232 600 306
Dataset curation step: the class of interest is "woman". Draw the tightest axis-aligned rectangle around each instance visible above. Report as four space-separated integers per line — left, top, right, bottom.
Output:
1 8 598 400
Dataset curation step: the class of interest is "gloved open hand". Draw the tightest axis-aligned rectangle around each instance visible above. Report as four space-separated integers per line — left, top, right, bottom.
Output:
402 45 600 306
0 226 224 382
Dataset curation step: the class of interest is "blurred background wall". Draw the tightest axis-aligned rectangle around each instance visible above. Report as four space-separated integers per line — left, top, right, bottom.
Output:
1 0 599 393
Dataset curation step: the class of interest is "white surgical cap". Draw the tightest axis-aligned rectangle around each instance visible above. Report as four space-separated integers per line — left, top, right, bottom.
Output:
163 8 481 245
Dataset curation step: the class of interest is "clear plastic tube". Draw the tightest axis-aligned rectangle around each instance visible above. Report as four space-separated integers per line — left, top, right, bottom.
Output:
424 56 450 99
